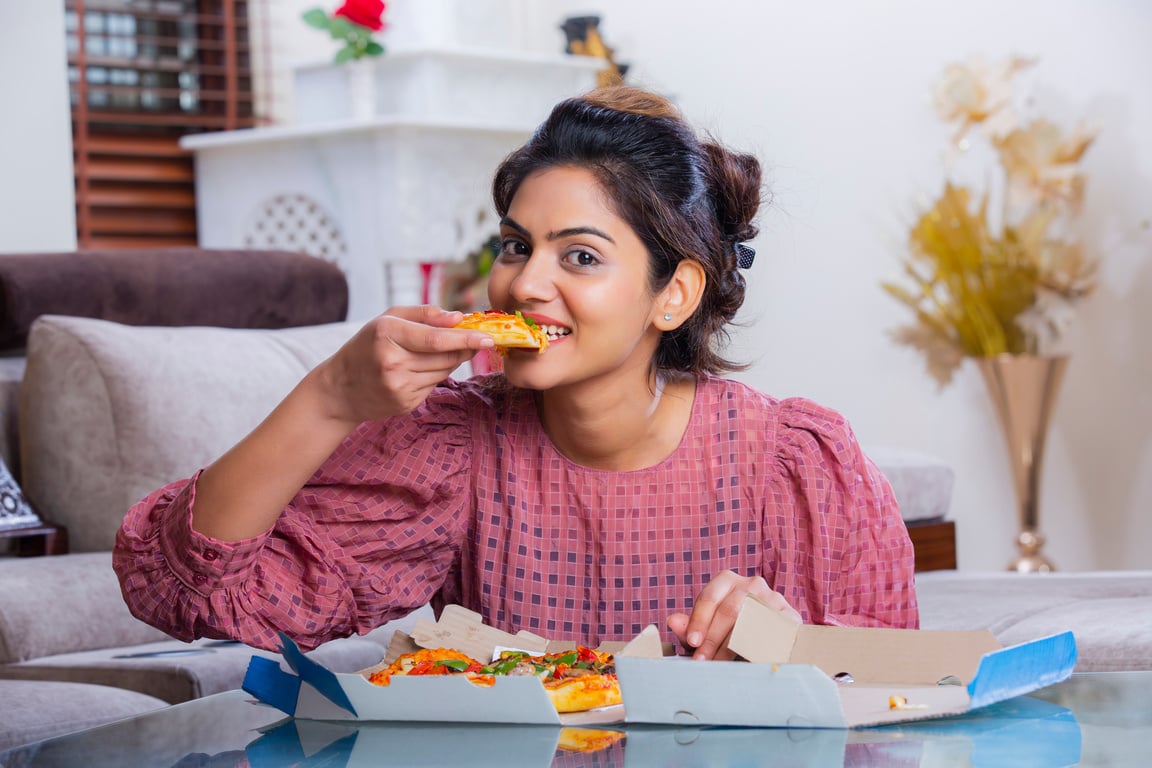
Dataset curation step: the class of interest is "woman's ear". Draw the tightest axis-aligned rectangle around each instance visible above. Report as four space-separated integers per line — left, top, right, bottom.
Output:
656 259 706 329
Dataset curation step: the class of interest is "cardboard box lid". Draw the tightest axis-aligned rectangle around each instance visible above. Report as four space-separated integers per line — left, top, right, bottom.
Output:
728 595 1003 684
726 594 1078 726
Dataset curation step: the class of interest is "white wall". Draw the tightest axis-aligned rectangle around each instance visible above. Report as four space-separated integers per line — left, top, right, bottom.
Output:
523 0 1152 571
0 1 77 251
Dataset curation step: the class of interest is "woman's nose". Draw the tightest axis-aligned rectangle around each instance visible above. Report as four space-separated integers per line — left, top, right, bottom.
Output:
508 252 557 303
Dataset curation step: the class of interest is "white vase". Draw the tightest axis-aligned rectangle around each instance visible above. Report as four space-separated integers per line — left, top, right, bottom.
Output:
346 59 377 121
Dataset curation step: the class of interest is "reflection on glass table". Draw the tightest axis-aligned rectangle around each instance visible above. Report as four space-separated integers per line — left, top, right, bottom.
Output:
1 671 1148 767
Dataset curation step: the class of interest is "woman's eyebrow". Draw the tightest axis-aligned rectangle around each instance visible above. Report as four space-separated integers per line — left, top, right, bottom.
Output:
500 217 530 237
500 217 616 245
550 226 615 244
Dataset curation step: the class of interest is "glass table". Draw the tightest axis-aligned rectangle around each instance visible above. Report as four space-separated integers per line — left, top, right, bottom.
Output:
1 671 1148 767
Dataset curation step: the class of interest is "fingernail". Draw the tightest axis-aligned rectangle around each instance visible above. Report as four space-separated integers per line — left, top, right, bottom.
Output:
688 631 702 647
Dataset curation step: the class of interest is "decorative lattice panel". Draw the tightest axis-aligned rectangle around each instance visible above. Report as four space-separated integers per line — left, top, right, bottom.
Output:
243 194 347 265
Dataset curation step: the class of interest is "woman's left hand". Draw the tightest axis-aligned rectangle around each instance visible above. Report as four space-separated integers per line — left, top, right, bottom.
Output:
667 570 802 660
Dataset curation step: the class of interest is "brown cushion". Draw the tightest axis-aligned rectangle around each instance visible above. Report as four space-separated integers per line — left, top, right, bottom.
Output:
0 249 348 350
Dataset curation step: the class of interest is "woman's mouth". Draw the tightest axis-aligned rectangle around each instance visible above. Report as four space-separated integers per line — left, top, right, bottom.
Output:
540 324 571 343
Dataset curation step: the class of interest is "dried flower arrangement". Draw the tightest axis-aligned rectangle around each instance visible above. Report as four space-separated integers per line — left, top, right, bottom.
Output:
883 57 1099 387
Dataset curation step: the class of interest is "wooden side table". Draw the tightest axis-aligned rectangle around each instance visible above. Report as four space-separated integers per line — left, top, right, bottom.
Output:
0 522 69 556
906 519 957 572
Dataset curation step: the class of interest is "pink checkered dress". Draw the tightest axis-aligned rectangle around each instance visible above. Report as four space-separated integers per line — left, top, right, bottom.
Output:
114 375 918 652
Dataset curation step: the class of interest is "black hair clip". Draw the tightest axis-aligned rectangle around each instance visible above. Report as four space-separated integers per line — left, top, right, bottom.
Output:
735 242 756 270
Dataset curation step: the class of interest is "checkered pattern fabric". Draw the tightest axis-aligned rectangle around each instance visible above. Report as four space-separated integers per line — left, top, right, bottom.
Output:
115 376 917 652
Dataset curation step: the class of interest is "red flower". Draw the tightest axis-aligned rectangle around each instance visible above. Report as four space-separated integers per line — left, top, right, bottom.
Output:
333 0 386 32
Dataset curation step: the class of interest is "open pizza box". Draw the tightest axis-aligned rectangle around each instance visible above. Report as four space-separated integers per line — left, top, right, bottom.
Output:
242 598 1077 729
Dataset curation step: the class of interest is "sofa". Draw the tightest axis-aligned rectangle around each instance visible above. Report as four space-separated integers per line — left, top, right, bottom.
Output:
0 250 429 751
0 250 1149 751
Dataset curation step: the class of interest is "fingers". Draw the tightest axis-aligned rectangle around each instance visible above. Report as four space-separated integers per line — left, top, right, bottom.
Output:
666 612 691 651
384 304 463 327
669 572 800 661
318 308 495 424
680 573 745 661
376 308 495 354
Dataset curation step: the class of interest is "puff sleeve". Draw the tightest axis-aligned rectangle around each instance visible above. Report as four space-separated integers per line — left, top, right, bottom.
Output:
764 398 918 629
113 382 476 651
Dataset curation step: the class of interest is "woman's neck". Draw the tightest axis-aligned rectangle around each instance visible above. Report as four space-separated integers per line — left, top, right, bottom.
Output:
537 369 698 471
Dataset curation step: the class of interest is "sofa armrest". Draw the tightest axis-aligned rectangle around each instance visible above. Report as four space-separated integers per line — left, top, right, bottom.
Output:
0 552 169 664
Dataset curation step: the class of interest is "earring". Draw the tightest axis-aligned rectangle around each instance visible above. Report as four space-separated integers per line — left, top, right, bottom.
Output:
664 313 672 322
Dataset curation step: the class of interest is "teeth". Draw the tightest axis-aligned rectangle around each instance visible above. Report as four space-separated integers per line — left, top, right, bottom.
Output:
543 325 571 341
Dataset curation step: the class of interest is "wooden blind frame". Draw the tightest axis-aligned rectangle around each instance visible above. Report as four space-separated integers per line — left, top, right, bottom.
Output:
67 0 262 249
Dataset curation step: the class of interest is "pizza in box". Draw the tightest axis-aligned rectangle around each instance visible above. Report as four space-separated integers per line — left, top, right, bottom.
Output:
366 645 621 714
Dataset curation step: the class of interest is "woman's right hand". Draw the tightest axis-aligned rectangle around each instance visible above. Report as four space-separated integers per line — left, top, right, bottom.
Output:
190 306 493 542
315 306 496 428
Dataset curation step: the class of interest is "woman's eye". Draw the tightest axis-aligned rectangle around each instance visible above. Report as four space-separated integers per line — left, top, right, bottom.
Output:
563 249 599 268
497 239 529 260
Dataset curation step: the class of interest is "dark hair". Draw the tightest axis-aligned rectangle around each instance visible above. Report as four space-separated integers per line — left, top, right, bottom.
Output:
492 86 763 376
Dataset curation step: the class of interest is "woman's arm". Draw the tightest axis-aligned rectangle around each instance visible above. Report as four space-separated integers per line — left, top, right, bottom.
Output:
771 397 919 629
189 306 493 541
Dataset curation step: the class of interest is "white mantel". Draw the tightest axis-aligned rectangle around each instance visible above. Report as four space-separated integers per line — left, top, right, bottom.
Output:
185 33 600 321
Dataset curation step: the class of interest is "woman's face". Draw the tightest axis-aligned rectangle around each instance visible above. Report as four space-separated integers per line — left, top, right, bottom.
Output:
487 165 664 392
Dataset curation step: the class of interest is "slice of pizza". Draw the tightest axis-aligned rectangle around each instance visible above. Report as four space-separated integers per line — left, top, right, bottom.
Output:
543 673 622 714
365 645 621 714
454 310 549 353
494 646 621 713
367 647 493 687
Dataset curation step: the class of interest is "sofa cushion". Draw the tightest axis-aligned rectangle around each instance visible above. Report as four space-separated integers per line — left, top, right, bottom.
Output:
0 553 169 664
916 570 1152 672
0 605 433 705
18 316 361 552
0 248 349 351
0 551 431 703
0 679 168 751
0 635 388 705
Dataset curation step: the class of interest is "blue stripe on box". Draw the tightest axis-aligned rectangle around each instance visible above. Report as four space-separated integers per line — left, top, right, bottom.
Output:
242 655 301 716
967 631 1078 711
277 631 359 717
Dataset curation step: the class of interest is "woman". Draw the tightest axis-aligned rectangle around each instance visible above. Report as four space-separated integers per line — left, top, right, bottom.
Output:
114 86 917 662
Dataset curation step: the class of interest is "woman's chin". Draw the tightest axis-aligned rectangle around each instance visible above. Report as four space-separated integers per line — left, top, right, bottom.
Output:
500 353 556 389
